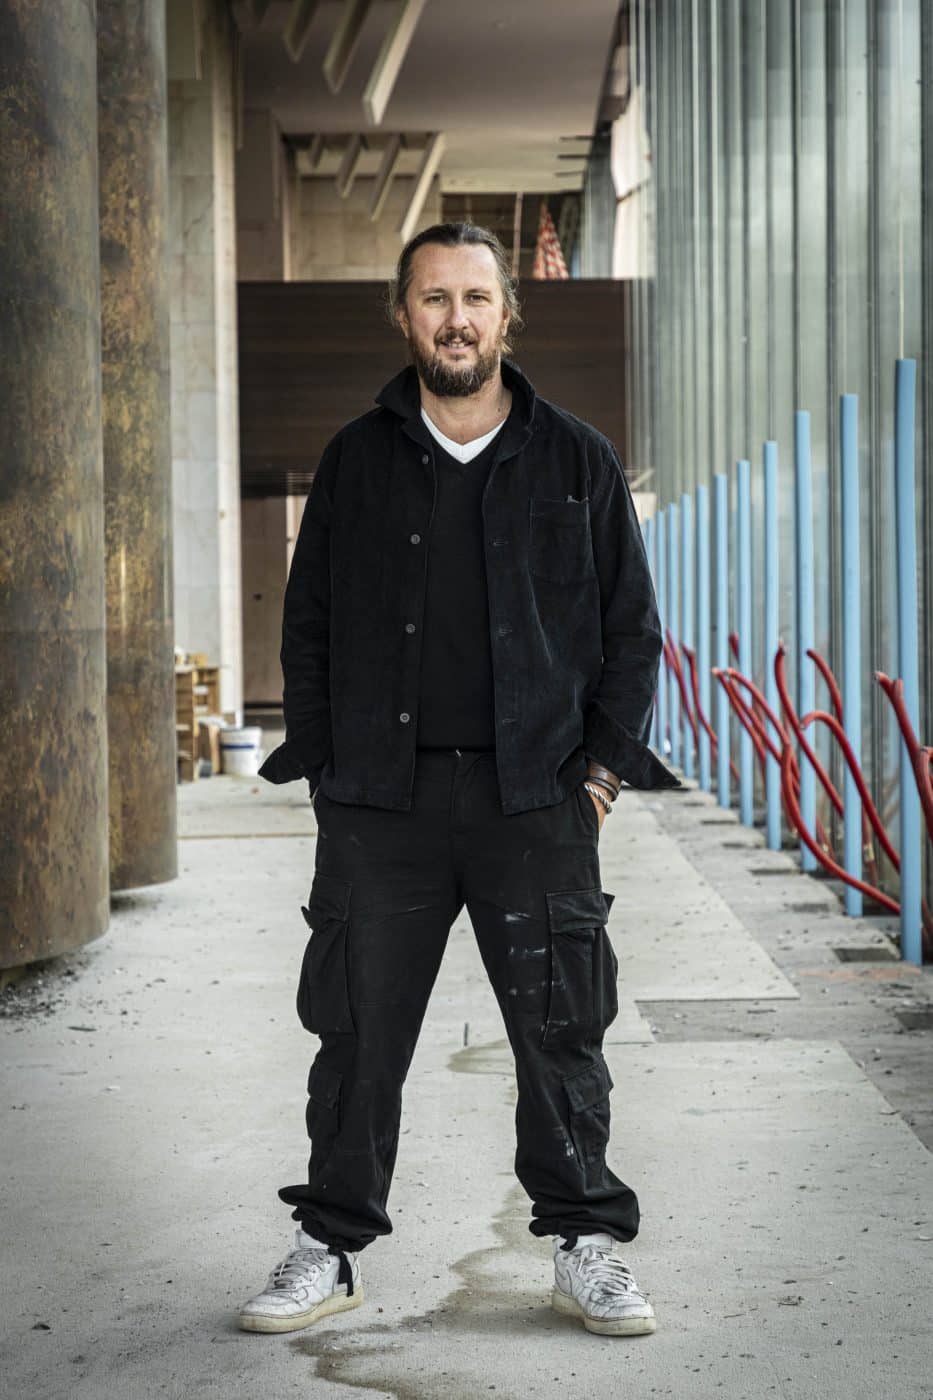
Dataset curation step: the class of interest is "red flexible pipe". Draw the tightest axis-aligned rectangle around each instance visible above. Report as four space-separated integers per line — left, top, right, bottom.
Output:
876 673 933 840
774 645 844 817
779 742 900 914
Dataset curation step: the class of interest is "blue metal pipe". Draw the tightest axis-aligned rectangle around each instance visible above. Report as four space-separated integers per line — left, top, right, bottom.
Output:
697 484 711 791
715 474 730 807
763 442 781 849
681 491 695 780
656 510 669 759
645 516 658 750
840 395 862 916
736 459 754 826
794 412 817 872
894 359 922 964
668 502 681 769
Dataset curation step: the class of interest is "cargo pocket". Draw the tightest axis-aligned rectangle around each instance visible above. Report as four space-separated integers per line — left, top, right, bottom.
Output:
297 870 354 1035
563 1057 613 1164
305 1060 342 1165
542 886 618 1047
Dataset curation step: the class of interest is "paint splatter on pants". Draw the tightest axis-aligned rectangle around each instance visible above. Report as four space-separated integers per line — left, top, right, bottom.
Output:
278 747 640 1251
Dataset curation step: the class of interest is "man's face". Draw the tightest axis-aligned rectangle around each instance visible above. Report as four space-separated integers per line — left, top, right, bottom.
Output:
396 242 510 398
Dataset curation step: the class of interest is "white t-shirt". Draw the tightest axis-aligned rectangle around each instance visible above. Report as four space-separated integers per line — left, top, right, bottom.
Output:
420 407 507 464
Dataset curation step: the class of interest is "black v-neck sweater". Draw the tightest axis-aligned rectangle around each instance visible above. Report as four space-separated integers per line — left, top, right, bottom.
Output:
415 430 503 751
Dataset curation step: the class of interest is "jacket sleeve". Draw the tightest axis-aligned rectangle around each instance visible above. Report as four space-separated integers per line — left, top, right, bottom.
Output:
257 438 338 789
582 441 680 790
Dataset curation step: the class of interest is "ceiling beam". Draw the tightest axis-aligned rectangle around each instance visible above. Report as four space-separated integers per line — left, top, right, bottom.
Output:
362 0 428 126
323 0 374 95
307 133 326 170
336 134 365 199
368 134 404 221
283 0 322 64
398 131 445 244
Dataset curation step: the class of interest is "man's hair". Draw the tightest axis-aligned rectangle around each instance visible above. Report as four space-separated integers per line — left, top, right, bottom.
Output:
387 221 524 355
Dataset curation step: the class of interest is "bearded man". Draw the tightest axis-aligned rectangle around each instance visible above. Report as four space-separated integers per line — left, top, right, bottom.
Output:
239 222 678 1339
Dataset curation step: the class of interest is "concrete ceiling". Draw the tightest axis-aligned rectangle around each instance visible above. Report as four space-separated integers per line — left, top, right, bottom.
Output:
235 0 619 192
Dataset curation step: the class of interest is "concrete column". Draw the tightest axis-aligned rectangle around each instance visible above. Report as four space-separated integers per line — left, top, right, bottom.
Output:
0 4 109 967
241 497 288 704
236 109 296 281
168 0 243 721
98 0 178 890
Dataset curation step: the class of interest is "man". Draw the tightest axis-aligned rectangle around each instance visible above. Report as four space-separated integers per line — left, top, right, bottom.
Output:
238 222 678 1339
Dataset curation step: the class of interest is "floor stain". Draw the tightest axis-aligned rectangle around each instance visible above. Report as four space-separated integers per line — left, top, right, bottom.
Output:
290 1041 578 1399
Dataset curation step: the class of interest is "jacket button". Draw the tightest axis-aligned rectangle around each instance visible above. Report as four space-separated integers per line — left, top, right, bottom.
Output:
399 712 411 723
405 623 416 634
410 533 421 544
421 454 430 465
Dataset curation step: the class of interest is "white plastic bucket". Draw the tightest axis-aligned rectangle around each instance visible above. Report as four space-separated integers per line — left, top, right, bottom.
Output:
220 725 263 777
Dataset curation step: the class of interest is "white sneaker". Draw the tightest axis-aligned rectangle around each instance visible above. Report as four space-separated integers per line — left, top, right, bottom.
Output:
551 1232 656 1336
237 1229 363 1334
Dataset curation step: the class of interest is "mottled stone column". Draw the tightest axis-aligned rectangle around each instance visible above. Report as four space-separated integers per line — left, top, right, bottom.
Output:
0 5 109 967
98 0 178 889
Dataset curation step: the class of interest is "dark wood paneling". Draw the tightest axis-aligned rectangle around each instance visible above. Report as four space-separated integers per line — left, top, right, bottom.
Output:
237 280 628 497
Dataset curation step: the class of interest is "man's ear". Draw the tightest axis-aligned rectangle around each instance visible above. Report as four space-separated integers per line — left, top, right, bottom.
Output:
395 304 410 338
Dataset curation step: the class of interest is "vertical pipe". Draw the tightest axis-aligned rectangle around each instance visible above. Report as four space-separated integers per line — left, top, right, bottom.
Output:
763 441 781 849
668 502 681 768
645 516 659 749
657 510 669 758
840 395 862 916
715 473 730 807
894 359 921 964
794 411 817 871
736 458 754 826
697 483 712 790
680 491 695 779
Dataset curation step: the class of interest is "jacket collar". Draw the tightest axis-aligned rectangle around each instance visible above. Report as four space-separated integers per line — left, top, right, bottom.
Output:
375 358 537 456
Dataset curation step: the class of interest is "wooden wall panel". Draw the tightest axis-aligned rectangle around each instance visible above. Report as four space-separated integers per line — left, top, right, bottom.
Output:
238 280 629 496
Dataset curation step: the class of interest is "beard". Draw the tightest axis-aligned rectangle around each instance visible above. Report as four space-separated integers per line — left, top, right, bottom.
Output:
408 332 502 398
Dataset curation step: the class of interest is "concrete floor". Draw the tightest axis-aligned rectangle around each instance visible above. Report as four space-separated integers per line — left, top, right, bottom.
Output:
2 767 932 1400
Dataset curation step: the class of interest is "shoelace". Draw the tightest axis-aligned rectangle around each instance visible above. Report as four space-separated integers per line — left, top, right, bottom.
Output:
268 1246 331 1291
268 1244 356 1298
574 1249 642 1300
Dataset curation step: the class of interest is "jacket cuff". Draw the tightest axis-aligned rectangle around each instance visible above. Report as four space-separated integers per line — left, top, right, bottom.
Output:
257 725 327 787
583 699 681 791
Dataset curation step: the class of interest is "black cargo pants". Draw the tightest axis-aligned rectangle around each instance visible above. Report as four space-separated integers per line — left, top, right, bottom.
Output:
279 747 640 1252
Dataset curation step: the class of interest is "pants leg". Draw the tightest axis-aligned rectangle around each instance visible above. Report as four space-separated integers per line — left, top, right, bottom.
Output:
278 756 461 1251
457 754 640 1243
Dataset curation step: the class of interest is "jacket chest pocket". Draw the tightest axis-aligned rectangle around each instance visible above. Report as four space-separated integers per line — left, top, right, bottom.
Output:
529 497 595 585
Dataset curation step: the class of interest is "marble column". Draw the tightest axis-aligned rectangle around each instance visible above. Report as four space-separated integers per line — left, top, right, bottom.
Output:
98 0 178 890
0 4 109 967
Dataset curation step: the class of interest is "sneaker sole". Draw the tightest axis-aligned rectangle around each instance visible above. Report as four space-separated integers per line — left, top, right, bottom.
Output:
551 1287 657 1337
238 1285 364 1334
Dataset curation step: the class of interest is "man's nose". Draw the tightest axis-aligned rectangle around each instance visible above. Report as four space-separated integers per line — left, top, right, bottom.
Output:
445 299 469 327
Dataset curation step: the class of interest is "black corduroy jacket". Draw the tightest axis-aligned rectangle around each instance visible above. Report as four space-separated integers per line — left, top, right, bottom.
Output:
258 359 680 813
